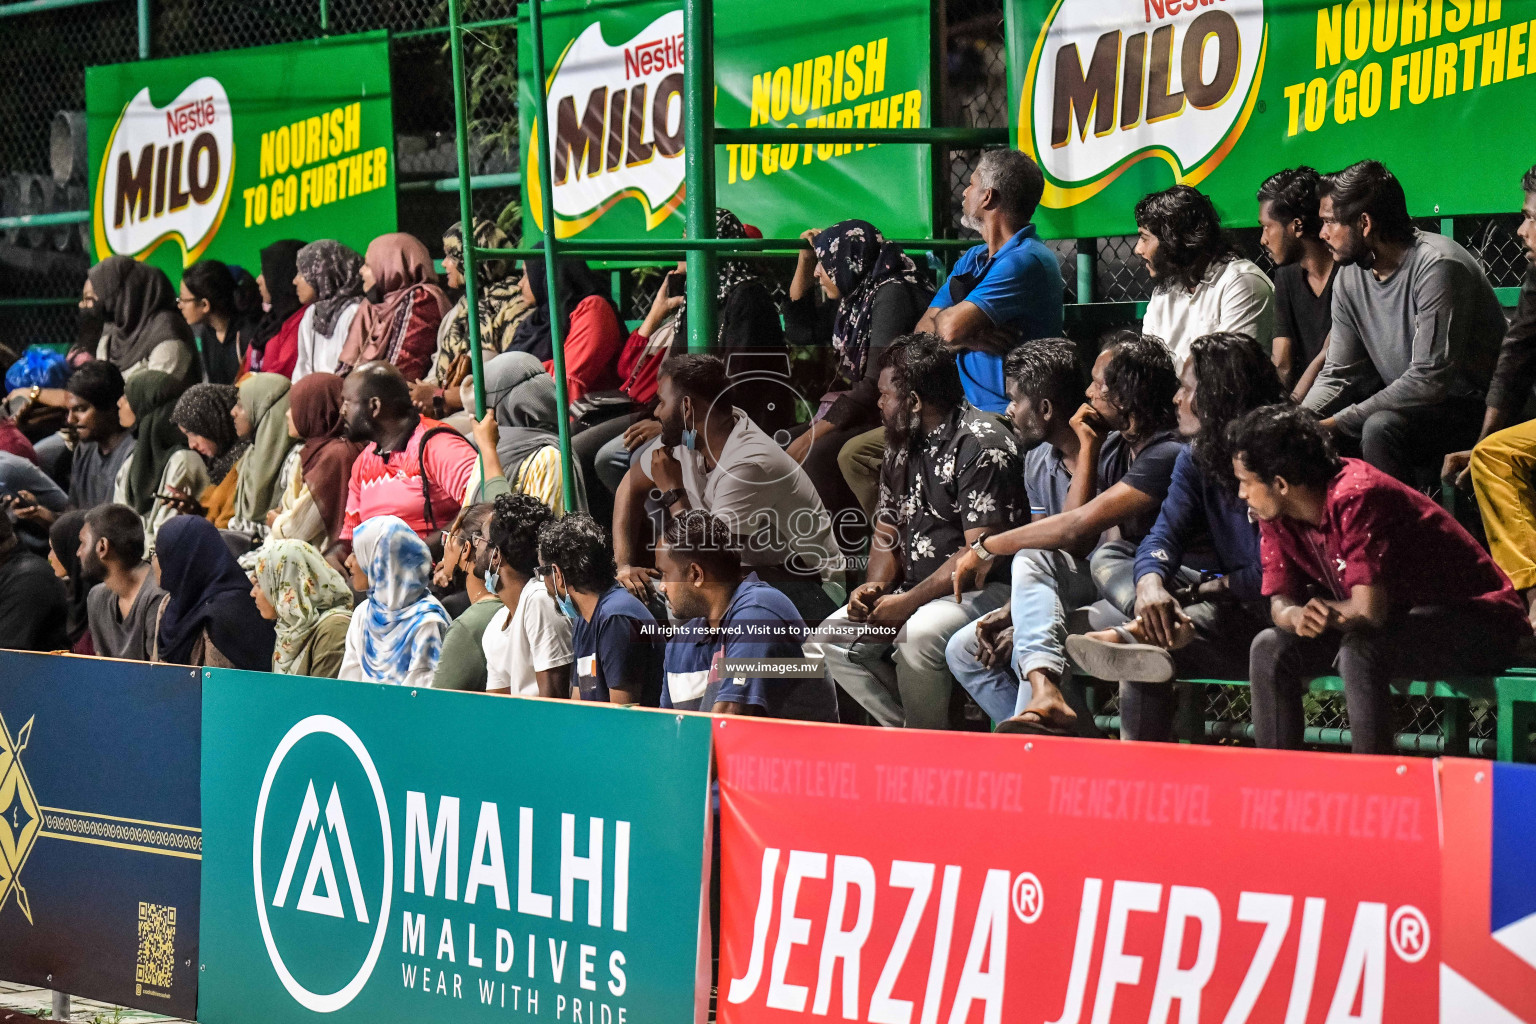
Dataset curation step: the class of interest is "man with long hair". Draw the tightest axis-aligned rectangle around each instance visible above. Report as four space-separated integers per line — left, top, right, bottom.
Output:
1063 333 1287 741
1136 184 1275 368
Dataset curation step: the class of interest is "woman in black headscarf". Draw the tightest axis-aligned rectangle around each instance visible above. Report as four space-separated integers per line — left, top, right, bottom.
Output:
783 218 932 543
247 239 308 377
152 515 275 669
87 256 198 382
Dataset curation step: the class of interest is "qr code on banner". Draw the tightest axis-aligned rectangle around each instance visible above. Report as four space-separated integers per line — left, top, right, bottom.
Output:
135 902 176 994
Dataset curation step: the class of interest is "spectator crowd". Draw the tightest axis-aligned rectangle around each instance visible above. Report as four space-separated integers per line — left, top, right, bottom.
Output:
4 151 1536 757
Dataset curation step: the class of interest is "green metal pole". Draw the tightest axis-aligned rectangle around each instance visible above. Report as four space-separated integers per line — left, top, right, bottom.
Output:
318 0 329 32
446 0 484 419
137 0 149 57
527 0 578 513
682 0 716 352
1076 239 1095 304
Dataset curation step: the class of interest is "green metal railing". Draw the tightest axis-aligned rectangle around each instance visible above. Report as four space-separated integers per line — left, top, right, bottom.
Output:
444 0 1002 514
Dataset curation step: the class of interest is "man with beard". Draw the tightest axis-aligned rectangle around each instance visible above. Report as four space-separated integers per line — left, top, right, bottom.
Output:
6 361 134 530
806 334 1026 729
657 509 836 721
82 502 166 660
1301 160 1505 483
1458 165 1536 626
430 502 502 690
1234 404 1527 754
1136 184 1274 370
613 354 838 622
336 361 502 555
945 333 1183 734
1257 167 1335 396
1062 333 1286 742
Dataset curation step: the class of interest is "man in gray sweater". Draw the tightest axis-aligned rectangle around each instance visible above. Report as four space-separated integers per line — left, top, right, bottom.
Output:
1301 160 1505 482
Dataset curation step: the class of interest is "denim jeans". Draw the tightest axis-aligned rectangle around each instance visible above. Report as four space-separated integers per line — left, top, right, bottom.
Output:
945 547 1097 724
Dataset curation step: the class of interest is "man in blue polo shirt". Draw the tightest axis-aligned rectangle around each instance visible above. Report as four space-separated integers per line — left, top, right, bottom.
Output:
838 149 1064 509
919 149 1065 412
657 510 836 721
539 512 663 706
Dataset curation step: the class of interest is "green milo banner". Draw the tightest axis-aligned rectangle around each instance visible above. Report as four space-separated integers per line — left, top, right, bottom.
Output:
519 0 932 242
1006 0 1536 238
198 672 712 1024
86 32 396 279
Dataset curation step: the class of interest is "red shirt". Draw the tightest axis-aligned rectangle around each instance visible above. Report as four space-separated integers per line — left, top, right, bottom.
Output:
1259 459 1527 633
0 420 38 464
541 295 624 402
341 417 479 540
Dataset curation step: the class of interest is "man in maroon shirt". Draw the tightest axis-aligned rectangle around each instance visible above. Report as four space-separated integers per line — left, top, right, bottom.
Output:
1231 404 1529 754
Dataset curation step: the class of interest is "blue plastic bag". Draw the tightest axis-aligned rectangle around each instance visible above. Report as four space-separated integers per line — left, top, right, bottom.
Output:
4 346 69 392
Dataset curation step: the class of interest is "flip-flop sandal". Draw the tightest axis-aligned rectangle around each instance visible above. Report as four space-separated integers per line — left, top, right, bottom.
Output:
1067 633 1176 683
995 710 1076 737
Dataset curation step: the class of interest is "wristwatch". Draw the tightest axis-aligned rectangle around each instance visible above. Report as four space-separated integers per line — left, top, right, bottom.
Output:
658 487 686 509
970 532 994 561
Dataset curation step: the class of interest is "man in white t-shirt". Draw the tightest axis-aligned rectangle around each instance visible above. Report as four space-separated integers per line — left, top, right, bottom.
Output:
613 354 840 622
1136 184 1275 369
480 493 574 696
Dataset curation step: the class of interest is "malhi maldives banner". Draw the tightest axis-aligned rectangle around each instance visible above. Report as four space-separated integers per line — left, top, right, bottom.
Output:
198 671 712 1024
714 718 1441 1024
519 0 932 242
86 32 396 281
1007 0 1536 238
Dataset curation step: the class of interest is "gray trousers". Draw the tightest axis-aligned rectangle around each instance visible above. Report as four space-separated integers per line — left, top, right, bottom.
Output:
808 581 1010 729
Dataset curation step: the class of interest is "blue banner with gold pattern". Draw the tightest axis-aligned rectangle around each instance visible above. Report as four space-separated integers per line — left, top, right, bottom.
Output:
0 652 201 1018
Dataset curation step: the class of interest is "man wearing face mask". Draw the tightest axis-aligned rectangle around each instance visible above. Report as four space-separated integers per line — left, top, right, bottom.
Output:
539 512 661 705
476 493 573 697
430 502 501 690
805 334 1027 730
613 354 839 622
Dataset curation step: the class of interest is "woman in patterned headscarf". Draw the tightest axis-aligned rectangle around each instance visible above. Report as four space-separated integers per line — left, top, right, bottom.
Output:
339 514 450 687
293 240 366 381
783 218 932 543
411 219 533 419
167 382 248 528
250 539 354 677
338 233 451 381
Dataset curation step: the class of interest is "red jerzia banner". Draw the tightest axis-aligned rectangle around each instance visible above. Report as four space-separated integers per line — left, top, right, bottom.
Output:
713 719 1439 1024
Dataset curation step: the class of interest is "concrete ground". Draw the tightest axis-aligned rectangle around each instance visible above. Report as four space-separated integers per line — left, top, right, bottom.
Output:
0 984 183 1024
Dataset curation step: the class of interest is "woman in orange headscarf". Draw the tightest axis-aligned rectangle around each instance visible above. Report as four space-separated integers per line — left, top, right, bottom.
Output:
337 233 451 381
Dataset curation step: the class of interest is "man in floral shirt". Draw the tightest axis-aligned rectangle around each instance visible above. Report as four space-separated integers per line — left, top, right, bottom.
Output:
806 333 1026 728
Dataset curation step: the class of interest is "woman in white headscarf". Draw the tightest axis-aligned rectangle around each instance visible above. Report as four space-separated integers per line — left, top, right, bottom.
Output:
338 515 450 687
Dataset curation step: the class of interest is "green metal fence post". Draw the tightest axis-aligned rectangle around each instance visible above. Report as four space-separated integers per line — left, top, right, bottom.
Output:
526 0 578 512
446 0 484 418
682 0 717 352
137 0 150 57
319 0 329 32
1076 238 1095 304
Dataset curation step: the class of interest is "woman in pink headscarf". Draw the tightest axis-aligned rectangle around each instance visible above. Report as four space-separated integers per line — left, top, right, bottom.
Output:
338 233 451 381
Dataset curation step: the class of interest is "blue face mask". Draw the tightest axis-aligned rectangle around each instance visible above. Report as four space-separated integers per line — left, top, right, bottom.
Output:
557 593 580 620
680 400 697 450
483 568 500 593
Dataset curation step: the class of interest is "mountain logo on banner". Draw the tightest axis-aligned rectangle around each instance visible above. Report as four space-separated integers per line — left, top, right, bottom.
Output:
527 11 687 238
254 715 393 1013
0 712 39 925
92 76 236 266
1019 0 1266 209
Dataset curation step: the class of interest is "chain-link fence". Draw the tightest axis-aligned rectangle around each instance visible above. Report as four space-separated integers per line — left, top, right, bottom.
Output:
2 0 1529 355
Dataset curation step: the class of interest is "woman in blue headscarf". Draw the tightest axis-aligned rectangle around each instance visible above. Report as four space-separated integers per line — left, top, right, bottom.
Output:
152 516 276 669
339 514 450 687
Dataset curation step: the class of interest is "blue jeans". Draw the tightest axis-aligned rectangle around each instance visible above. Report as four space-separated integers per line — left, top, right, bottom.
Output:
946 547 1097 725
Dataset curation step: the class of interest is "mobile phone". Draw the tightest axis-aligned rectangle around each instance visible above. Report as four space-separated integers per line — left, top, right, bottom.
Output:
664 271 686 294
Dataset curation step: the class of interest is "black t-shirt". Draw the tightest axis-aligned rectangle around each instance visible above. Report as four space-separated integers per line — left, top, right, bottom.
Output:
1101 431 1186 542
1272 262 1334 370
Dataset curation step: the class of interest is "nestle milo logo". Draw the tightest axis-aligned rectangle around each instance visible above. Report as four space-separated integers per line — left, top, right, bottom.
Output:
528 11 686 238
93 76 235 265
1021 0 1266 208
